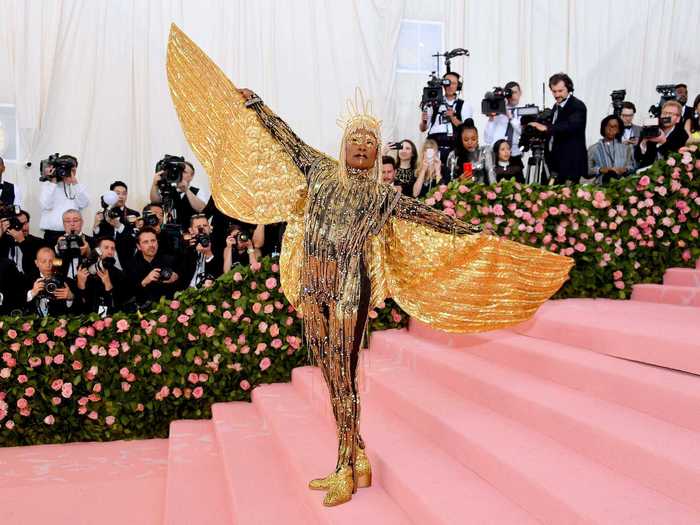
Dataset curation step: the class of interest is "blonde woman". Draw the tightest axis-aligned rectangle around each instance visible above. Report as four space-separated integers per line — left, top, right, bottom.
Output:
412 139 443 197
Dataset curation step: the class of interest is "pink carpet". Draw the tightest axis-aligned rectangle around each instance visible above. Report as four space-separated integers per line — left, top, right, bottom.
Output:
1 285 699 523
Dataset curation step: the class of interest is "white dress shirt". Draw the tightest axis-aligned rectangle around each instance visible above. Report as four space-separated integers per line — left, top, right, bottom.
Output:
39 181 90 231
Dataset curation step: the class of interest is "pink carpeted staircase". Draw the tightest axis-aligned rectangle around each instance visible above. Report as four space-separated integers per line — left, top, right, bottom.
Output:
631 258 700 307
1 298 699 524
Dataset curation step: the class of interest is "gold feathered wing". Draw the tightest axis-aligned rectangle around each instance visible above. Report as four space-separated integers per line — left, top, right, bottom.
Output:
373 218 574 333
166 24 308 306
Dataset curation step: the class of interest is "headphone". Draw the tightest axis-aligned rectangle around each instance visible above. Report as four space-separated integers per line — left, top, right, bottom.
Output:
550 73 574 93
444 72 463 92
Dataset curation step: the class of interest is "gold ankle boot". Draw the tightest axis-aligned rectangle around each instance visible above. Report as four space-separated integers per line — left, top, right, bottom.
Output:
308 449 372 490
323 466 354 507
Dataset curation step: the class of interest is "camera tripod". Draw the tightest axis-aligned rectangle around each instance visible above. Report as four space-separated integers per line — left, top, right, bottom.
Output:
525 146 551 185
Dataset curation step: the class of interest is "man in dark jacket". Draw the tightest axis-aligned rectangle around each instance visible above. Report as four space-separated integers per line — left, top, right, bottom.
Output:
635 100 689 169
530 73 587 184
75 237 127 315
125 228 180 307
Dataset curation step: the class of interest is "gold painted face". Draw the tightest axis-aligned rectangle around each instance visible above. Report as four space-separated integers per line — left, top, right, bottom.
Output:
345 129 378 170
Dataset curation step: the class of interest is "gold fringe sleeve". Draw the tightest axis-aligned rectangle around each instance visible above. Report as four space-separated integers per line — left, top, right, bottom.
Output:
379 218 574 333
166 24 306 224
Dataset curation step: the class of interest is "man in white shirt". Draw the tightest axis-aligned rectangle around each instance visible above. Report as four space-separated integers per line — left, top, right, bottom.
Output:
483 81 524 167
39 155 90 245
419 72 473 163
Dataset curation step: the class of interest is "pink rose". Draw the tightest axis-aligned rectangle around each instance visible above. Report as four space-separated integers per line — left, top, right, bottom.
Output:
7 329 17 339
198 373 208 383
170 300 180 310
188 373 199 384
233 272 243 282
258 321 268 333
240 380 251 391
52 397 61 405
156 327 168 337
119 367 129 379
75 337 87 349
61 383 73 398
259 357 272 371
88 411 98 420
368 310 378 319
614 281 625 290
116 319 129 333
36 333 49 344
44 415 55 425
24 387 35 397
232 290 242 300
177 314 189 324
252 302 262 314
207 304 216 313
613 270 623 280
105 415 116 426
192 386 204 399
150 363 162 374
255 343 267 354
53 327 67 338
51 379 64 391
271 338 283 349
251 261 262 272
265 277 278 290
17 374 27 383
16 398 28 409
53 354 65 365
108 346 119 358
0 368 10 379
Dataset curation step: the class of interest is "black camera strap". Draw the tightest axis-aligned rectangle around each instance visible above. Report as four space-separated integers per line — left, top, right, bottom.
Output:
429 98 464 128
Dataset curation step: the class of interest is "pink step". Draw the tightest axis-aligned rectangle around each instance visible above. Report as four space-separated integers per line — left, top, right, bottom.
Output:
513 298 700 374
440 330 700 432
211 402 315 525
361 347 700 524
164 420 232 525
251 383 411 524
632 283 700 306
291 366 539 525
664 268 700 287
0 439 168 525
372 331 700 512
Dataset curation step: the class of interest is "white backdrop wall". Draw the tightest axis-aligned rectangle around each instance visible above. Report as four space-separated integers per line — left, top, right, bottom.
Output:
0 0 699 235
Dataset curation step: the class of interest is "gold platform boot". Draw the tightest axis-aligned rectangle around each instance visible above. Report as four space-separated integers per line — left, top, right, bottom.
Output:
322 466 354 507
309 448 372 490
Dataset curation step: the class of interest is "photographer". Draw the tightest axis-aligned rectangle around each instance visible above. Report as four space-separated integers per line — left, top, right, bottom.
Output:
56 209 93 280
0 258 23 315
223 224 260 273
419 72 473 163
587 115 635 185
93 181 140 237
0 156 23 207
0 209 48 279
620 102 642 146
149 158 208 229
483 81 524 167
75 237 126 315
38 155 90 245
182 214 223 289
635 100 689 169
125 227 180 306
26 247 77 317
529 73 587 184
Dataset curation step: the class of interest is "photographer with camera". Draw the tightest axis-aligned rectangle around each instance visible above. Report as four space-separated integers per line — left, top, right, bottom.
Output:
93 181 140 237
75 237 126 315
0 209 48 281
620 102 642 146
181 214 223 289
483 81 524 167
636 100 689 169
223 224 260 273
38 154 90 245
125 227 180 306
0 156 23 208
149 156 208 229
528 73 587 184
55 209 93 280
26 247 76 317
419 72 473 164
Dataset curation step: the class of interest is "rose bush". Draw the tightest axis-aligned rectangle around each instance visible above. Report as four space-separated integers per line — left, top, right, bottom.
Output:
426 147 700 298
0 257 407 446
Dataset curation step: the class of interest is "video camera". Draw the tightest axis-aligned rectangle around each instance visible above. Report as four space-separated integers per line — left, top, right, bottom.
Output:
420 47 469 112
155 154 187 203
0 204 23 231
648 84 677 118
39 154 76 182
516 104 554 153
481 86 513 116
56 233 85 260
610 89 626 117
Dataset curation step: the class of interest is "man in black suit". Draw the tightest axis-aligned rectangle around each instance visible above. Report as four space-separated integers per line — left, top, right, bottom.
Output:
0 209 47 281
635 100 689 169
620 101 643 147
181 214 223 289
125 228 180 307
25 247 78 317
75 237 127 315
529 72 587 184
675 84 694 124
55 209 94 281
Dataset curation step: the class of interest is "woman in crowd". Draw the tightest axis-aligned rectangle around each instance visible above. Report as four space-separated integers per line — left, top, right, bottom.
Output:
412 139 443 197
392 139 419 195
587 114 635 185
684 94 700 143
490 139 524 183
445 119 494 184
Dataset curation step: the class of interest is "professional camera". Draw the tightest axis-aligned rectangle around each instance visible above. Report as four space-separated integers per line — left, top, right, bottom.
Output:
56 233 84 259
142 212 160 228
420 73 449 111
516 105 554 153
100 191 122 220
0 204 23 231
195 272 216 289
43 276 65 295
193 226 211 248
481 87 513 116
610 89 626 117
155 154 186 199
39 154 76 182
640 116 673 140
79 250 116 276
158 267 174 282
648 84 677 118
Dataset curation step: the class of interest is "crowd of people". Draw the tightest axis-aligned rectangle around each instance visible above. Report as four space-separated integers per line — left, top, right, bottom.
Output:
0 155 285 318
382 74 699 195
0 72 696 319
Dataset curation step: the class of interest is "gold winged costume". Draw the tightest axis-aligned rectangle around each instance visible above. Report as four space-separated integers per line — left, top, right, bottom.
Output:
166 24 573 506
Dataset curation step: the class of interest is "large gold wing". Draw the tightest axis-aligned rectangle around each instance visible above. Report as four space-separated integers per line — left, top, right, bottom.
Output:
378 218 574 333
166 24 306 224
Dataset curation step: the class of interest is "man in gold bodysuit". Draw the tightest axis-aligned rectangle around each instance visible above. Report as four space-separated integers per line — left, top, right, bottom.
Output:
238 87 480 506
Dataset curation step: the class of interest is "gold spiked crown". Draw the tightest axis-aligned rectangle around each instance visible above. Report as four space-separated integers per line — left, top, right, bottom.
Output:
336 87 382 135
